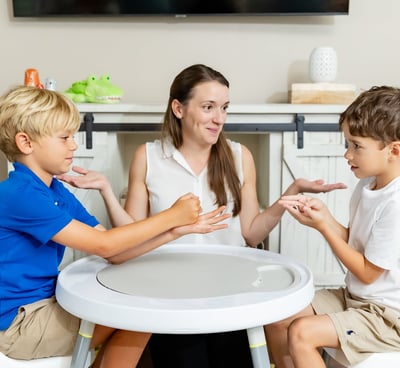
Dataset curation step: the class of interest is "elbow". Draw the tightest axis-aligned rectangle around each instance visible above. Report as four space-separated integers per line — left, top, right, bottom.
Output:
106 252 141 265
245 239 259 248
355 270 382 285
94 241 116 259
243 234 261 248
105 257 124 265
359 274 380 285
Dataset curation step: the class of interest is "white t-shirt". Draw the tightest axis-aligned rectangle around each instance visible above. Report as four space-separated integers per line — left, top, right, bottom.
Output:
346 176 400 313
145 139 246 246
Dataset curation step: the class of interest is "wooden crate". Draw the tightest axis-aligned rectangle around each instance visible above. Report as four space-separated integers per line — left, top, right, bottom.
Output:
290 83 357 104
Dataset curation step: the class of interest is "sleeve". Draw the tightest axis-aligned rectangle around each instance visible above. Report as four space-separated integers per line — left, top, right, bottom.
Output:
4 181 99 245
366 198 400 270
58 182 99 227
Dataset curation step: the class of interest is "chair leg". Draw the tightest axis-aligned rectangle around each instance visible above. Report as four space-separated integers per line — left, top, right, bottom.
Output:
322 349 347 368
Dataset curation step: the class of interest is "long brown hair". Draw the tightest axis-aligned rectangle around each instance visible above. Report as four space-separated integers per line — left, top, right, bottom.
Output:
161 64 241 216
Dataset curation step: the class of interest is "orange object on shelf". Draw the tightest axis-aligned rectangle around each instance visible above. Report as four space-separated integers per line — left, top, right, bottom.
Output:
24 68 44 89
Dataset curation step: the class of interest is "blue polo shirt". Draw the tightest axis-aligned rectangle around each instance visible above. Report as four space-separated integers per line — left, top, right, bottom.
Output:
0 163 99 330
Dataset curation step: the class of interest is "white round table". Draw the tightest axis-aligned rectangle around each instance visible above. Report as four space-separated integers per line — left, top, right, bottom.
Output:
56 244 314 368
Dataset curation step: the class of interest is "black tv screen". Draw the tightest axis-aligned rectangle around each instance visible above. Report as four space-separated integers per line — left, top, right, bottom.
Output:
13 1 349 17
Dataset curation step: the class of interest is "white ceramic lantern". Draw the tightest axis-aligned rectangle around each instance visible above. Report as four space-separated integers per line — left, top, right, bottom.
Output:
309 46 338 83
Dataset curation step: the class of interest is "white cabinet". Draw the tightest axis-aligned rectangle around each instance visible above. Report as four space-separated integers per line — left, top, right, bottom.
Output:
0 103 355 286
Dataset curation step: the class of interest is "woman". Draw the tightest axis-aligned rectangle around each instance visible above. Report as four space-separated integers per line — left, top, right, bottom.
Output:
60 64 346 367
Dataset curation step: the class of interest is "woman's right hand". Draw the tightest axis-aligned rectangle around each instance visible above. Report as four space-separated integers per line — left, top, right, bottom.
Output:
171 205 231 237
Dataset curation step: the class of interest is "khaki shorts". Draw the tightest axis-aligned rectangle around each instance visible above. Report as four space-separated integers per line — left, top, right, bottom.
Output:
0 297 80 360
312 287 400 365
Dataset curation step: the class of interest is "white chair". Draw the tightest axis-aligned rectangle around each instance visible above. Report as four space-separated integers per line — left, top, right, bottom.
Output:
0 353 72 368
324 347 400 368
0 350 94 368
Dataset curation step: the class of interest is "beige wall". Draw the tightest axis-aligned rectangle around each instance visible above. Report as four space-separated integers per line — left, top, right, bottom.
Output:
2 0 399 104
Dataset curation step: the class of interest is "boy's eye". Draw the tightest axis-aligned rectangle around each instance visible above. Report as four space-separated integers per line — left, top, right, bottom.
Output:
351 142 361 149
344 139 361 149
61 136 74 141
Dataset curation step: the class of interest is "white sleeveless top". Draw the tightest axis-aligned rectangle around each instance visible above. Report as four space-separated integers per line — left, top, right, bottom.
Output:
145 139 246 246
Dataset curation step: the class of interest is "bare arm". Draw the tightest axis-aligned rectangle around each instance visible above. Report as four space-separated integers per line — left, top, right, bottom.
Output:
239 145 348 247
57 166 133 226
58 144 152 223
124 144 150 220
280 195 384 284
52 192 201 260
108 206 231 263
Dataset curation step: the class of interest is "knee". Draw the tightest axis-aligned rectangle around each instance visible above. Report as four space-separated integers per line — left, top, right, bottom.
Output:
287 317 309 351
264 318 290 336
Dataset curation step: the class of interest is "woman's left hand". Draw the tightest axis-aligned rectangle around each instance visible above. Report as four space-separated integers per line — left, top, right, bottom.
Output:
292 178 347 194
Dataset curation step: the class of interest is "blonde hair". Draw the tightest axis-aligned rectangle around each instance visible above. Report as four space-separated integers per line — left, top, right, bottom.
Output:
0 86 80 162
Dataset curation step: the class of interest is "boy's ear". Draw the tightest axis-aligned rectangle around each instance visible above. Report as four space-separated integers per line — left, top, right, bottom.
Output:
171 99 183 119
15 132 33 154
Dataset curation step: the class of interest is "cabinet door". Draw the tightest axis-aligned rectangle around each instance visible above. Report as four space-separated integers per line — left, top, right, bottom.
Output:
279 131 357 288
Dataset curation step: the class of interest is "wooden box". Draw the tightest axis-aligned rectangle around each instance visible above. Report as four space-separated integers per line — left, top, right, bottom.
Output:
290 83 357 104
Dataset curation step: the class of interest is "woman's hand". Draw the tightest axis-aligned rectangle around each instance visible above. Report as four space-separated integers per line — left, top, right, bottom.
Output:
171 206 231 237
287 178 347 195
56 166 110 192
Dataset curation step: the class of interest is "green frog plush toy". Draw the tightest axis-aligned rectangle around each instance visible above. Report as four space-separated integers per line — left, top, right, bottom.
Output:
65 75 123 103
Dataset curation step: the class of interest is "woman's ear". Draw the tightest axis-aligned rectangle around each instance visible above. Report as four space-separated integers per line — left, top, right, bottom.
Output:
171 99 183 119
15 132 33 155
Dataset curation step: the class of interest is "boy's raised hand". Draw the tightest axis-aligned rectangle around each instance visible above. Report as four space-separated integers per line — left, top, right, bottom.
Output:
279 194 329 230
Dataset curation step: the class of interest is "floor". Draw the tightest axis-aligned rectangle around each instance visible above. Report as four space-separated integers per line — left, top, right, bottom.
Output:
137 347 154 368
137 348 345 368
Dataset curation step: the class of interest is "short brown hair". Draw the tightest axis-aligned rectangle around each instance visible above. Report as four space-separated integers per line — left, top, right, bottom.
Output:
339 86 400 145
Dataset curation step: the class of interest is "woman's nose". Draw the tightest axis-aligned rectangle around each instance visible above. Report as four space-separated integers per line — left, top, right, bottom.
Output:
213 109 226 124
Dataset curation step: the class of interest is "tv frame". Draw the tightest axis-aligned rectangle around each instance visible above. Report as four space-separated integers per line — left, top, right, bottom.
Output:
12 0 350 18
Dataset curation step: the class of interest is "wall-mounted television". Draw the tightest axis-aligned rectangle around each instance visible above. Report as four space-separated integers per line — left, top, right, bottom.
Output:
13 1 350 17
